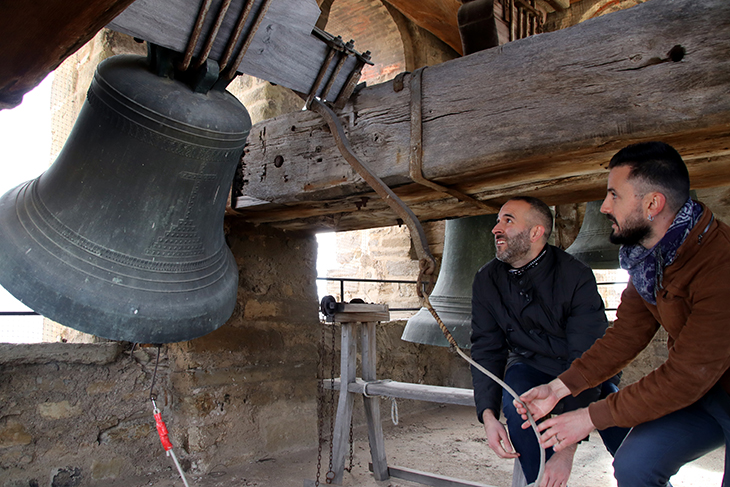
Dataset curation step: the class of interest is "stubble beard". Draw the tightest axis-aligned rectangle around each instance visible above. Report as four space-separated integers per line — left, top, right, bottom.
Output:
495 229 532 266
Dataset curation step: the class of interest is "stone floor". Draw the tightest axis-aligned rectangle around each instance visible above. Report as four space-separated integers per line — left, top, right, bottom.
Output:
120 403 725 487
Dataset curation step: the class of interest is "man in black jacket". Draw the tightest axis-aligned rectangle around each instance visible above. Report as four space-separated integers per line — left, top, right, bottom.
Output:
471 196 626 486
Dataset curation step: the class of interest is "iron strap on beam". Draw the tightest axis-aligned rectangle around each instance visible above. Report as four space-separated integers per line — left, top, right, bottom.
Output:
408 67 494 212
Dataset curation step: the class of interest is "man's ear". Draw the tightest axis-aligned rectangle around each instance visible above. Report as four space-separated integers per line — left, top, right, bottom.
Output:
647 192 667 217
530 225 545 243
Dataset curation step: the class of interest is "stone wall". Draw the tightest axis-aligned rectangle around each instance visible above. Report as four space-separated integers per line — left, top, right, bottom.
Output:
0 343 166 485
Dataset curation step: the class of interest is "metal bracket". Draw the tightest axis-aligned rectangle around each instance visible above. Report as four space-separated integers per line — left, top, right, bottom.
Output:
305 34 344 108
306 27 374 109
320 296 390 323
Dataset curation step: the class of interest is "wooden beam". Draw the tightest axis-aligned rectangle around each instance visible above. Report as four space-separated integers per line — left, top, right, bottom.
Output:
232 0 730 232
381 465 497 487
0 0 136 109
324 378 475 406
540 0 569 11
107 0 366 99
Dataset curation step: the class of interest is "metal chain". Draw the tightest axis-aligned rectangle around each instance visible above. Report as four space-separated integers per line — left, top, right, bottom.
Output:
315 323 326 487
148 345 162 401
326 323 337 483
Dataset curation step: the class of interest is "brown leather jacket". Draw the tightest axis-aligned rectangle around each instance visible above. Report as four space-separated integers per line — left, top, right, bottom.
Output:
560 203 730 429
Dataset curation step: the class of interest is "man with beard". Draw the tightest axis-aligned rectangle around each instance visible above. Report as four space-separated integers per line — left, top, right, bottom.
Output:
470 196 627 487
516 141 730 487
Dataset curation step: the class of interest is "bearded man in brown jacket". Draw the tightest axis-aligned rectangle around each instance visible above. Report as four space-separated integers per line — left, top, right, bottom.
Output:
516 141 730 487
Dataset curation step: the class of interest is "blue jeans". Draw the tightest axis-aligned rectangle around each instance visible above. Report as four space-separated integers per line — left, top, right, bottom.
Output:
612 384 730 487
501 363 629 484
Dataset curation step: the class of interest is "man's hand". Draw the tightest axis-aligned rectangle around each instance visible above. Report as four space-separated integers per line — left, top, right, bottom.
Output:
539 443 576 487
515 378 571 428
537 408 595 453
481 410 519 459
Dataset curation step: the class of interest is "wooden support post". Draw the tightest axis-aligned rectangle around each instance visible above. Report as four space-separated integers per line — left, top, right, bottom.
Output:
331 322 357 485
319 301 497 487
322 302 391 485
361 321 388 480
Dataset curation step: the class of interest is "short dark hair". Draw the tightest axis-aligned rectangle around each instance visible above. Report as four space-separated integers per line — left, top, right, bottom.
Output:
506 196 553 241
608 141 690 213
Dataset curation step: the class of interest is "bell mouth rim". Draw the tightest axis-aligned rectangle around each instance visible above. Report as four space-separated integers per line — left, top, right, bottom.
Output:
0 183 239 343
11 180 232 279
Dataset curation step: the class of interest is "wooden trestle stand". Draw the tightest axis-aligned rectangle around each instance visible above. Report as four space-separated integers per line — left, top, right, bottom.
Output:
311 300 496 487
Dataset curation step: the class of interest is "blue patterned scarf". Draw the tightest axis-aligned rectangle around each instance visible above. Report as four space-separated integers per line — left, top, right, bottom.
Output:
618 198 703 305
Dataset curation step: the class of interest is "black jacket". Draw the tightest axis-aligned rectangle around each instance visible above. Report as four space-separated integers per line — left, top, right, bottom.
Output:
470 244 608 420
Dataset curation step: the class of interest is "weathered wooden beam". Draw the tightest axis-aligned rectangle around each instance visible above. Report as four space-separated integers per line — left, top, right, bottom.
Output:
0 0 136 109
324 378 475 406
232 0 730 232
107 0 366 100
381 465 497 487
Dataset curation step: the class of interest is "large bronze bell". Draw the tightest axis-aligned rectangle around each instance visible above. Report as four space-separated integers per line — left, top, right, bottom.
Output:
401 214 497 348
0 53 251 343
565 200 620 269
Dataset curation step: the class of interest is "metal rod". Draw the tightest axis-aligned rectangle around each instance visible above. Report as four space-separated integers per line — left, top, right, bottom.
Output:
408 68 494 211
168 449 191 487
223 0 275 80
376 464 495 487
305 46 338 108
320 44 351 102
333 51 369 109
179 0 213 71
317 277 417 285
149 345 162 401
193 0 233 69
218 0 255 71
310 99 436 280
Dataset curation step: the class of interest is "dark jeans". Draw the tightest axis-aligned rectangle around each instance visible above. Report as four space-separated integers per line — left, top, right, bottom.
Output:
501 363 629 484
612 384 730 487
